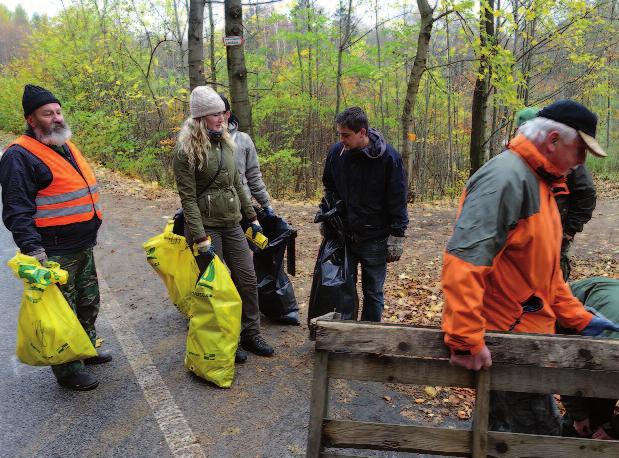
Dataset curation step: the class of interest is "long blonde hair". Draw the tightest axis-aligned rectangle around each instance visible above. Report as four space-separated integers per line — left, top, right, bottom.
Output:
176 117 235 171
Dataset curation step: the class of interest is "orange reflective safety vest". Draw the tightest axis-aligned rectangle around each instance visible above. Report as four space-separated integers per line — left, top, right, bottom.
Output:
10 135 103 227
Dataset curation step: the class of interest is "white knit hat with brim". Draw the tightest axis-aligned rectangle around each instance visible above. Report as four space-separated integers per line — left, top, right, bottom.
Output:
190 86 225 119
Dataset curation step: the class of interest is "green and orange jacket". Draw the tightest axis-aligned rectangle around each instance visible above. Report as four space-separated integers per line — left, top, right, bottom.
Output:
441 135 594 355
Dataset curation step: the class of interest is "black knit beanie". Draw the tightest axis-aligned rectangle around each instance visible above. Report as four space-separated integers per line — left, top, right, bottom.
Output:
22 84 61 118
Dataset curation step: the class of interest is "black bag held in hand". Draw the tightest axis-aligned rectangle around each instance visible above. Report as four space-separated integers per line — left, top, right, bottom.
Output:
307 195 359 324
251 208 300 325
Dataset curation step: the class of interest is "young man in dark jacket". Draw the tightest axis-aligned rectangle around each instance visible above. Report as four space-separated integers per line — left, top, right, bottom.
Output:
321 107 408 322
0 85 111 391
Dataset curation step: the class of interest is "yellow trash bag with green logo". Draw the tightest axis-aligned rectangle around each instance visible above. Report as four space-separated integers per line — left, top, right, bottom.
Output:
143 220 200 318
184 250 241 388
8 252 98 366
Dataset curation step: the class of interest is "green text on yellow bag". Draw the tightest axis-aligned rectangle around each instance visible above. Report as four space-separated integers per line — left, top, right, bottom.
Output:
185 251 241 388
143 220 200 317
8 252 98 366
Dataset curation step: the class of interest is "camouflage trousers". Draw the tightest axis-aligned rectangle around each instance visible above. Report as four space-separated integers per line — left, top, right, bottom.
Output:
489 391 562 436
560 237 572 281
47 248 100 379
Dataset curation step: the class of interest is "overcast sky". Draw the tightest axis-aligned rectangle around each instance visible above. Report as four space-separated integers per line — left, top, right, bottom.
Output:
0 0 347 19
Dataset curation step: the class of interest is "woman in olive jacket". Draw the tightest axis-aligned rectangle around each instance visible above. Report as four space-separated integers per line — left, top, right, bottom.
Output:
173 85 274 360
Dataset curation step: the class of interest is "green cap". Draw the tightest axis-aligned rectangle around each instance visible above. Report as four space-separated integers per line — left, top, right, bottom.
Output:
515 107 540 128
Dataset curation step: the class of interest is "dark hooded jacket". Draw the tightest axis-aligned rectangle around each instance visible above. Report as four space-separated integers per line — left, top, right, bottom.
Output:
554 166 596 237
322 128 408 242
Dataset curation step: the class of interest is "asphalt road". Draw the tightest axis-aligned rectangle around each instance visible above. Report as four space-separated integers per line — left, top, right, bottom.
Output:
0 201 172 456
0 191 450 458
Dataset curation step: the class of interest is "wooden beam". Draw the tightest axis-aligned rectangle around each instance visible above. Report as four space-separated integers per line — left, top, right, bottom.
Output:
319 454 368 458
472 370 490 458
327 353 619 398
307 350 330 458
327 352 475 386
309 312 342 341
320 420 619 457
315 321 619 371
487 431 619 457
322 420 470 456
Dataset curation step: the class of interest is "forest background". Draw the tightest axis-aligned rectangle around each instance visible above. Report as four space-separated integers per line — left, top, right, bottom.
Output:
0 0 617 201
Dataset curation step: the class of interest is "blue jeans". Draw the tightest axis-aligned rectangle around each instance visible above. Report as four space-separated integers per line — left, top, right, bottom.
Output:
348 236 388 322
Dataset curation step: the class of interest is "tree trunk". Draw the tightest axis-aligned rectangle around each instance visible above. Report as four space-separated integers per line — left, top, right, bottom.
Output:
401 0 434 190
208 0 216 84
188 0 205 91
375 0 385 131
225 0 252 133
172 0 185 69
469 0 495 176
335 0 352 116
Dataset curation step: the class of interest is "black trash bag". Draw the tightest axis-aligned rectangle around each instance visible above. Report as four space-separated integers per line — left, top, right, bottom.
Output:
251 210 300 325
307 196 358 324
172 208 185 236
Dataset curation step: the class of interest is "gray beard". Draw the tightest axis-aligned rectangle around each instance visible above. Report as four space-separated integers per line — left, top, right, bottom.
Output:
35 122 72 146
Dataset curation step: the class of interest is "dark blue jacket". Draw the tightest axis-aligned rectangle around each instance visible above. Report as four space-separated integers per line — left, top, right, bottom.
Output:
0 132 101 255
322 128 408 241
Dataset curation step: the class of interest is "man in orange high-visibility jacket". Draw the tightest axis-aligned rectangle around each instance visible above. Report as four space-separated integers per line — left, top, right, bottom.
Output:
441 100 619 435
0 85 111 391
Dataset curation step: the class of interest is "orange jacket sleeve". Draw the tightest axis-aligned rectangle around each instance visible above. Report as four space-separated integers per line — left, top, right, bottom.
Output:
441 252 490 355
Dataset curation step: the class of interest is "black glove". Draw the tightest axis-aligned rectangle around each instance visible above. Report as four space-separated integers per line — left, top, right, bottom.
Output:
386 235 404 262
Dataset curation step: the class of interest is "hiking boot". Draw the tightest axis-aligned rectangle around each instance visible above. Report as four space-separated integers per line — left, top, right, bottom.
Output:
84 350 113 365
57 371 99 391
241 334 274 357
235 346 248 363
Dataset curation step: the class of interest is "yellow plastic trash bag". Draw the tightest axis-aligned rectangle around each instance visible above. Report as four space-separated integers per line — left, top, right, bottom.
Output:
8 252 98 366
185 252 241 388
143 220 200 317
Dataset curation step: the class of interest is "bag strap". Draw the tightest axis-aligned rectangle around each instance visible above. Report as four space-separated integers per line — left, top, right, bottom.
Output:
197 143 225 196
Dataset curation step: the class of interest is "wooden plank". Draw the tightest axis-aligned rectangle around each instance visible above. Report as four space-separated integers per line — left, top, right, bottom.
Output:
322 420 470 456
309 312 342 341
307 350 330 458
472 370 490 458
327 353 619 398
487 430 619 457
327 352 475 387
320 454 368 458
320 420 619 458
315 320 619 370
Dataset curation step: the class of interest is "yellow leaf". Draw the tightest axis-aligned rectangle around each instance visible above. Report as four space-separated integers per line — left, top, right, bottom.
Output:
407 133 417 141
424 386 439 398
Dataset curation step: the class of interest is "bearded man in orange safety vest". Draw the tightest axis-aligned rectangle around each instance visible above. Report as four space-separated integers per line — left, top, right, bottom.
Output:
0 84 111 391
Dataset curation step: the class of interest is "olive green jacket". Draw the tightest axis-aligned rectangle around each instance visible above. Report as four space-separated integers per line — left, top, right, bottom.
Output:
173 139 256 242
